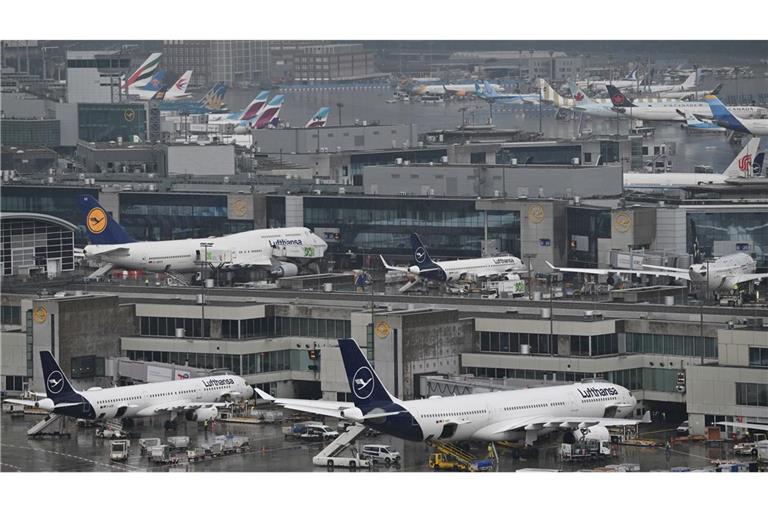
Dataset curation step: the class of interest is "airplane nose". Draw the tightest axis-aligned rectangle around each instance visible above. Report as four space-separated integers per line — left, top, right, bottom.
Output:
245 385 255 400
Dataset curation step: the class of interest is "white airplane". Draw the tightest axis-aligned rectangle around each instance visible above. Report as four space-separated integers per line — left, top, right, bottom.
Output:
567 83 626 119
78 194 327 277
4 351 253 427
705 95 768 136
624 137 760 189
658 83 722 100
575 69 640 91
547 251 768 295
606 85 768 122
157 70 193 101
379 233 526 293
634 70 700 94
412 82 502 97
256 338 648 445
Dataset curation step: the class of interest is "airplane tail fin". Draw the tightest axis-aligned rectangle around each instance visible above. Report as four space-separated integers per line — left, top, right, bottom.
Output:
337 338 395 410
171 70 192 94
624 69 638 81
703 94 747 132
40 351 78 402
723 137 760 178
139 69 167 91
709 83 723 96
752 152 765 177
538 78 570 107
239 91 271 121
254 94 284 129
483 81 497 98
125 52 162 89
568 82 596 105
680 70 698 89
605 85 636 108
77 194 136 245
410 233 437 270
305 106 331 128
200 82 229 110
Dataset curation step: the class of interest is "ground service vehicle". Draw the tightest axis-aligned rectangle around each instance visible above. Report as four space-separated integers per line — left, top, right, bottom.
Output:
428 453 493 472
361 444 401 465
109 440 130 462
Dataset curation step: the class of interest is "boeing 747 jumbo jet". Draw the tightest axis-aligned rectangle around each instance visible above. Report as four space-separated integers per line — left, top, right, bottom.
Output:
78 195 327 277
624 137 760 189
379 233 526 292
4 351 253 427
548 251 768 296
256 338 647 445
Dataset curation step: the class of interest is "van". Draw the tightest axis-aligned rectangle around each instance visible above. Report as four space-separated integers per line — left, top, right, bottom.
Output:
361 444 401 465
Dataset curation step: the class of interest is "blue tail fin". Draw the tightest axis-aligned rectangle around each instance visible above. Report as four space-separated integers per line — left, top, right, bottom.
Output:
77 195 136 244
410 233 436 270
140 69 167 91
337 338 394 411
704 94 748 132
40 351 79 403
752 152 764 176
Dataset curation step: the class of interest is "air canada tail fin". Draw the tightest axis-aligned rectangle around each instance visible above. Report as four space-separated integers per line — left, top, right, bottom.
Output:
568 82 596 105
305 107 330 128
723 137 760 178
337 338 395 411
77 194 136 245
605 85 636 108
410 233 437 270
40 351 78 403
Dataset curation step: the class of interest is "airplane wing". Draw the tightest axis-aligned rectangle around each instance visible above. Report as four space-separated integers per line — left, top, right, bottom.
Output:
87 247 130 258
254 387 352 419
546 261 690 281
716 421 768 431
729 273 768 286
139 400 231 415
380 255 410 273
479 412 650 437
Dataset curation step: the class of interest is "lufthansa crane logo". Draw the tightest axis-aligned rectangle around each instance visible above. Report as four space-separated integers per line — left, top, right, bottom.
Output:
232 198 248 217
33 305 48 323
375 320 391 339
124 109 136 122
46 370 64 395
528 205 545 224
86 207 108 234
614 212 632 233
352 367 374 400
414 247 427 263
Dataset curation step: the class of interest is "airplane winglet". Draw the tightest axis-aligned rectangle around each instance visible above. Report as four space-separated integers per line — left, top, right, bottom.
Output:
545 261 556 270
641 410 651 423
253 387 275 402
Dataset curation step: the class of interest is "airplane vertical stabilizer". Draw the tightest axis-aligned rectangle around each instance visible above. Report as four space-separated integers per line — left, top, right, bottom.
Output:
723 137 760 178
337 338 395 412
77 195 136 245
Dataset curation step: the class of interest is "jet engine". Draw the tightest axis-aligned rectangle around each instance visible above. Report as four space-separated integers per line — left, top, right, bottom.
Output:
185 406 218 422
270 262 299 278
339 406 364 422
34 398 54 411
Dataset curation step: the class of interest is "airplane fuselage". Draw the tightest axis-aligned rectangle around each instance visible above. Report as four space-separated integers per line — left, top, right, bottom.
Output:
688 252 756 291
360 382 636 442
414 256 526 283
84 228 326 273
54 375 251 421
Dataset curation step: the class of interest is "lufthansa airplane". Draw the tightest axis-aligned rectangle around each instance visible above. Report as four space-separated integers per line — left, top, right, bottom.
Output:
256 338 647 445
78 195 327 277
380 233 526 292
4 351 253 426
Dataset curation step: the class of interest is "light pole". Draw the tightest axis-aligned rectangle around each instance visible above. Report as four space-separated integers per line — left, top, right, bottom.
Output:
549 273 554 357
336 102 344 126
699 259 710 365
199 241 213 339
524 253 537 300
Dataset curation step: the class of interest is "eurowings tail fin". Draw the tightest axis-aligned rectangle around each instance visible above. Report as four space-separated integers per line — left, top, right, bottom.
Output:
305 107 330 128
253 94 284 129
77 194 136 245
239 91 271 121
723 137 760 178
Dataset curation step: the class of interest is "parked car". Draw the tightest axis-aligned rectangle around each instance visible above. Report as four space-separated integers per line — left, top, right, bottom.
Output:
676 420 690 435
300 425 339 442
361 444 401 465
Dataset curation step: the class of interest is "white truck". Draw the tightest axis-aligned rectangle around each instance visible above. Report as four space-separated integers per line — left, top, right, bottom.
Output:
109 440 130 462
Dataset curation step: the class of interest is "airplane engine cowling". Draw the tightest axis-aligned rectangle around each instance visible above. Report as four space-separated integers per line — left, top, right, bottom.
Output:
606 273 624 288
340 406 364 423
185 406 218 422
35 398 54 411
270 262 299 278
233 124 252 135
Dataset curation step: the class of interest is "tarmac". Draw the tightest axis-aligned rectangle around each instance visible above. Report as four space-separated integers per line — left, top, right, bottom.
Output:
0 411 754 472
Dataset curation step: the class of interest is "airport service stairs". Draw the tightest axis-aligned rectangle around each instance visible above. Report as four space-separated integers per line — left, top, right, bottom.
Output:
314 424 367 459
27 413 66 436
426 439 497 472
164 270 190 287
87 263 113 281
